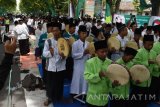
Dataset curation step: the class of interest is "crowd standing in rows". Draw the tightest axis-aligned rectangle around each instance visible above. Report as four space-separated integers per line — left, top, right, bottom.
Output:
0 15 160 107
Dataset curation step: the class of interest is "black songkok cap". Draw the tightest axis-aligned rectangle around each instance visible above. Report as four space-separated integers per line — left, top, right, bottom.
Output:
52 22 62 30
69 23 76 28
94 40 107 51
78 25 87 32
147 26 153 31
143 35 154 42
124 47 137 57
116 22 126 31
134 28 142 35
47 22 53 28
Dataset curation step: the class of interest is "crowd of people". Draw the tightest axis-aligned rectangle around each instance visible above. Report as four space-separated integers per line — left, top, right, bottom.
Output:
0 15 160 107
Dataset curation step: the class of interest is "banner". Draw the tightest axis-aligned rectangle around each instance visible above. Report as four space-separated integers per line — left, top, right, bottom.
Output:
148 16 160 26
76 0 85 18
105 0 112 23
112 14 151 27
125 15 150 27
113 14 125 24
84 0 95 17
94 0 102 17
69 0 75 18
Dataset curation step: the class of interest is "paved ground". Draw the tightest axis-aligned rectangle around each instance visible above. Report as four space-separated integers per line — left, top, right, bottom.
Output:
0 26 52 107
0 50 53 107
20 48 52 107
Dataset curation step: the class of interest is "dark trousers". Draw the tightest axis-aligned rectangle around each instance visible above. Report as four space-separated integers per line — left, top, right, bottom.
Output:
65 57 73 81
87 103 108 107
46 71 64 102
42 59 47 85
129 85 150 107
18 38 30 55
110 98 128 107
5 24 9 33
150 76 160 102
0 34 2 43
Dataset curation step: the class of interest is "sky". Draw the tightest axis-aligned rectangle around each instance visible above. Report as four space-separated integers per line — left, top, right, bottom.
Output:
16 0 20 11
122 0 133 1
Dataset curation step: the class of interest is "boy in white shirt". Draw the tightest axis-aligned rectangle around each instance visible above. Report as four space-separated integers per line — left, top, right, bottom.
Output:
43 22 66 105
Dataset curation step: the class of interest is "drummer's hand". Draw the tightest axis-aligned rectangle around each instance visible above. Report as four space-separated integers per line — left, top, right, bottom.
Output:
120 47 125 51
135 80 141 84
148 60 156 64
121 64 129 71
84 49 89 55
49 47 54 56
110 47 116 53
112 80 120 87
91 54 95 58
111 61 117 64
4 36 17 54
27 35 31 38
59 52 65 59
99 71 107 78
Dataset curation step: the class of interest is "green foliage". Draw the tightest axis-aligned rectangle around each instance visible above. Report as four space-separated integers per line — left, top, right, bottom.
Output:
133 0 152 15
106 0 121 14
133 0 143 14
20 0 78 16
0 0 16 15
20 0 48 15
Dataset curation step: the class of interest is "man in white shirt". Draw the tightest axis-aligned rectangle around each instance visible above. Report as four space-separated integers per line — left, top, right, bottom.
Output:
127 22 137 41
42 19 48 33
78 18 85 26
95 20 102 30
35 22 44 47
14 20 30 55
27 17 34 27
43 22 66 105
85 18 92 36
34 22 44 60
20 20 29 36
110 23 118 35
131 28 143 49
111 24 128 61
141 23 148 37
61 22 65 32
142 26 154 37
153 25 160 42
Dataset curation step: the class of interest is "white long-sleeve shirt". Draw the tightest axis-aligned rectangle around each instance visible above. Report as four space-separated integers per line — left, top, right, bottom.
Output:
43 38 66 72
22 23 29 33
154 35 160 42
70 39 90 94
42 22 47 33
72 39 90 60
116 34 129 48
35 28 44 47
14 24 29 40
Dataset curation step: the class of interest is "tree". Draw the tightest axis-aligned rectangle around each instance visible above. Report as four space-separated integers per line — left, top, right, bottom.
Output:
20 0 49 15
150 0 160 16
114 0 121 13
133 0 160 16
0 0 16 15
19 0 78 16
105 0 121 14
133 0 143 15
